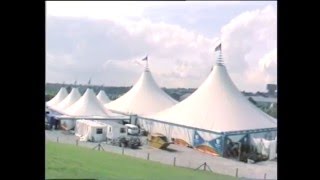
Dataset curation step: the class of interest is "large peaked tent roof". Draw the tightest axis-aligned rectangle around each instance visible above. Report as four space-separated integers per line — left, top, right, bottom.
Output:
97 90 111 104
51 87 81 112
106 68 177 116
63 88 113 117
46 87 68 107
147 60 277 134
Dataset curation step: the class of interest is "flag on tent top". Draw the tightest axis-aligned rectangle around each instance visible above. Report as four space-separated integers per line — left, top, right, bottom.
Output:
142 56 148 61
215 43 222 52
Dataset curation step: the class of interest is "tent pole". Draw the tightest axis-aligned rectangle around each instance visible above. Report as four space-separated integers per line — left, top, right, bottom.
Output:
221 135 226 157
238 142 242 161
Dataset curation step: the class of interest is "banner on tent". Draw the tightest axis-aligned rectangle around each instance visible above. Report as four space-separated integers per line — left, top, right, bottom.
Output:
209 137 223 154
193 130 223 155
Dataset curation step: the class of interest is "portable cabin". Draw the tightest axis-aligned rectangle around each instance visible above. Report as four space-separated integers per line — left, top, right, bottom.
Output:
75 120 107 142
96 120 127 140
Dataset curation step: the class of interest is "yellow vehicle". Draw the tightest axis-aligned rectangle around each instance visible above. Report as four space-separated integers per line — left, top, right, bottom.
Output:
147 133 171 149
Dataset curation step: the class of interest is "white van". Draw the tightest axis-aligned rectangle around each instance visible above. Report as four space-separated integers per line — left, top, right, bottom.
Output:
125 124 139 135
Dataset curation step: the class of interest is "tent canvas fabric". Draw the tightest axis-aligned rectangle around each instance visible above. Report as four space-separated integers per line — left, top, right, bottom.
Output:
145 63 277 133
46 87 68 107
251 137 277 160
139 61 277 156
96 90 111 104
106 68 177 116
63 88 114 117
51 88 81 112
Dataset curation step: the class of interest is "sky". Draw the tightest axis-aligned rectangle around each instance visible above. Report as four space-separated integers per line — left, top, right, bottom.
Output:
46 1 277 92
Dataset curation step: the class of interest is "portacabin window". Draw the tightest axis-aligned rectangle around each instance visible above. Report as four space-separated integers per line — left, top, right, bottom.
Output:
96 128 103 134
120 127 126 133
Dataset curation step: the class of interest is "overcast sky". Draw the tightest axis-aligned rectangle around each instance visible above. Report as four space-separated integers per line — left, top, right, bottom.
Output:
46 1 277 92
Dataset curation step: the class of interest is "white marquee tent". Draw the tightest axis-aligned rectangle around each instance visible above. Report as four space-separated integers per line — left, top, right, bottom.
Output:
96 90 111 104
106 67 177 116
46 87 69 108
139 54 277 156
57 88 127 130
64 88 114 117
50 87 81 112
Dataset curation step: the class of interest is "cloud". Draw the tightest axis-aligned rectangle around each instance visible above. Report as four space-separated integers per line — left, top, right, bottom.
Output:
259 48 277 73
244 48 277 89
46 1 147 21
46 1 243 21
46 3 277 92
220 5 277 91
46 16 214 87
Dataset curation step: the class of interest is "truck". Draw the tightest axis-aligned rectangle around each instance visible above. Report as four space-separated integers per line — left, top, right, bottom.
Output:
96 121 142 149
110 136 142 149
125 124 140 135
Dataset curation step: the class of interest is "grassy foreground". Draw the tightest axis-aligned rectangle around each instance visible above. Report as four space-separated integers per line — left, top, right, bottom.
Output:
46 141 236 180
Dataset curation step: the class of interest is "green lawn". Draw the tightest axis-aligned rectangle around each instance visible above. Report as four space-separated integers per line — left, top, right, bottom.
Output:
46 141 236 180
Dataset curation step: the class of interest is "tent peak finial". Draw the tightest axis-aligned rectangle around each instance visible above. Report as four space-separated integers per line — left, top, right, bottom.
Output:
216 50 224 66
214 43 224 66
145 60 149 71
142 55 149 71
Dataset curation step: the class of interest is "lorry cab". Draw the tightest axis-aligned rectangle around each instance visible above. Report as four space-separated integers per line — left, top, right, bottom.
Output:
125 124 139 135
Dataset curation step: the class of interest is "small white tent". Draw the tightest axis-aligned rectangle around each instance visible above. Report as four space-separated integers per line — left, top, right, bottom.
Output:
106 66 177 116
96 90 111 104
51 87 81 112
46 87 68 107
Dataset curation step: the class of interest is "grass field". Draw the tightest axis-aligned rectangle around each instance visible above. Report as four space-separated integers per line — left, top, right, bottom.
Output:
46 141 237 180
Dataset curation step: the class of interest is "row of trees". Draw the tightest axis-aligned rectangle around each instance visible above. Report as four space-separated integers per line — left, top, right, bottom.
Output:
45 83 195 102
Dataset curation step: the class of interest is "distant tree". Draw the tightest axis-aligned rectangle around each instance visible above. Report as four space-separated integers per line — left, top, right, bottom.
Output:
67 86 71 93
266 105 277 118
248 97 257 105
168 92 180 101
45 94 54 101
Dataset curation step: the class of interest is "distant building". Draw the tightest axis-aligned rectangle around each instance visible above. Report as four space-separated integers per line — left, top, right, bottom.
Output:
241 84 277 114
247 96 277 111
267 84 277 97
241 91 255 96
